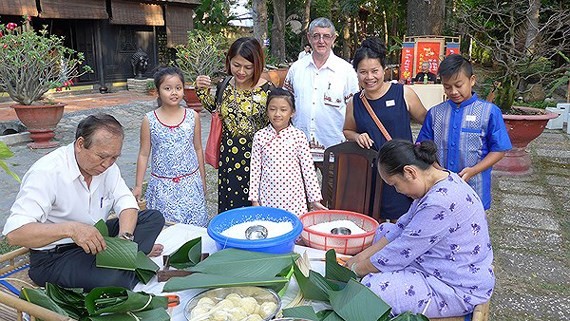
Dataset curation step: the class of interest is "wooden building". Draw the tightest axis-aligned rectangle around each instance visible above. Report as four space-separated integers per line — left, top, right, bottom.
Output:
0 0 199 88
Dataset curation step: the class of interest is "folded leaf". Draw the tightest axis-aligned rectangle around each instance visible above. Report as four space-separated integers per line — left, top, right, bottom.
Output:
282 305 321 320
94 219 109 236
135 251 160 284
328 279 391 321
188 248 299 278
83 308 170 321
85 287 168 316
96 237 138 271
20 287 70 317
163 273 289 292
293 263 338 302
169 237 202 269
325 249 357 282
45 283 86 319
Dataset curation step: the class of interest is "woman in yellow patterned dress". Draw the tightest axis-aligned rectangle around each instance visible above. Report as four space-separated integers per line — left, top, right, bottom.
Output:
196 37 273 213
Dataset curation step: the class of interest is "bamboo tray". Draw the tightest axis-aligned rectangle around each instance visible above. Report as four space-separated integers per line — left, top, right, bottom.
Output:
0 247 74 321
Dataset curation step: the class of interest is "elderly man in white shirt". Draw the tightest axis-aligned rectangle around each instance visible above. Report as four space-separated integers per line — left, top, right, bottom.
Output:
284 17 359 149
2 113 164 291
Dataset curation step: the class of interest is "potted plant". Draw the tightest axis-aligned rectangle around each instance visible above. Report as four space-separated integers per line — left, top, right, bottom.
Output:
0 18 91 149
175 30 226 112
146 80 157 96
457 0 570 175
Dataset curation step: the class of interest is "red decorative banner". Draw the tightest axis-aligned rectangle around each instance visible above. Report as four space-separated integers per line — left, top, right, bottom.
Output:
415 41 441 75
446 42 460 56
400 42 415 81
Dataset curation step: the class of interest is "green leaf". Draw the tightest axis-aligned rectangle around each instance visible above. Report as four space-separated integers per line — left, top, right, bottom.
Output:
322 311 346 321
19 287 70 317
390 311 430 321
0 142 20 183
188 248 299 278
94 219 108 236
135 251 160 284
83 308 170 321
45 283 86 319
163 273 289 292
96 237 137 271
293 262 339 302
325 249 357 282
328 279 391 321
84 287 167 316
169 237 202 269
282 305 321 320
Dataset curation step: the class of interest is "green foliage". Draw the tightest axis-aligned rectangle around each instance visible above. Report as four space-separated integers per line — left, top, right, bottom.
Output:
494 79 516 113
175 30 226 83
193 0 236 33
0 141 20 183
146 80 156 90
0 19 92 105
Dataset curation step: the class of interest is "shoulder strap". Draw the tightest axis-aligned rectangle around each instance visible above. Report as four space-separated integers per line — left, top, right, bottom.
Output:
359 90 392 141
215 76 232 110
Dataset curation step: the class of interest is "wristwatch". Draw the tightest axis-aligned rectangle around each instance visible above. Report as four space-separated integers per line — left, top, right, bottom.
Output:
118 232 134 241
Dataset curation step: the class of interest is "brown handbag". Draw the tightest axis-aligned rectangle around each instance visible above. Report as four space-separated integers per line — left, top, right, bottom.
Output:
205 77 231 168
360 90 392 141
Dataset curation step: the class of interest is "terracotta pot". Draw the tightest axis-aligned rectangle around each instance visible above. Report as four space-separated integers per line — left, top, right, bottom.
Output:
261 68 289 87
494 106 558 176
183 85 203 112
11 103 65 149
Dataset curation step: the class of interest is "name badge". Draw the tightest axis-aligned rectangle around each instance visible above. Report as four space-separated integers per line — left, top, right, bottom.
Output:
466 115 477 122
386 100 395 107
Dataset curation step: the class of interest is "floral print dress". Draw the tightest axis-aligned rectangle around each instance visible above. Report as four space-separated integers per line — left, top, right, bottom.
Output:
197 79 273 213
145 109 208 226
361 172 494 318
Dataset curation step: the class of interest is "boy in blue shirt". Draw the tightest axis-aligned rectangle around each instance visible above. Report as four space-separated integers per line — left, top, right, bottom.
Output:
416 54 511 210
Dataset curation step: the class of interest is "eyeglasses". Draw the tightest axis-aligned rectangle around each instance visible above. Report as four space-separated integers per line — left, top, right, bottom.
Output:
310 33 334 41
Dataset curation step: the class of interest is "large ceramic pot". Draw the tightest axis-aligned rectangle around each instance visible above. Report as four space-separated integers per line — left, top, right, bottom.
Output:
494 106 558 176
11 103 65 149
183 85 203 112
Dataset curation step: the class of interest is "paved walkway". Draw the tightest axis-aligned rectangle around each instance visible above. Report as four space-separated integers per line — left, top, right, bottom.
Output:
0 90 568 320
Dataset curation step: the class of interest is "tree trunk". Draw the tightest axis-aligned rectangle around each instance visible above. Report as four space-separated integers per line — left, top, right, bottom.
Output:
342 16 351 60
252 0 268 47
524 0 540 54
406 0 445 36
271 0 286 63
301 0 312 47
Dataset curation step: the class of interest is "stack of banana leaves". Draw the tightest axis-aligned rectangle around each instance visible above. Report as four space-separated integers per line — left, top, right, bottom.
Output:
20 284 170 320
281 250 429 321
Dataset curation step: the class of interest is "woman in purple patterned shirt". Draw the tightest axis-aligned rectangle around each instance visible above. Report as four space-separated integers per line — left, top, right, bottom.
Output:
345 139 494 318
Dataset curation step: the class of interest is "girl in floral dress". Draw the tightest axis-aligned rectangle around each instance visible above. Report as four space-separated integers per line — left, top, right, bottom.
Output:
196 37 273 213
248 88 326 216
133 67 208 226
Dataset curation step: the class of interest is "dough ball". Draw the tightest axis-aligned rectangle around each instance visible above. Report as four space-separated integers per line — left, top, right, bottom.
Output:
225 293 242 305
243 315 263 321
214 298 235 310
197 297 216 307
258 301 278 318
227 307 248 321
240 296 259 314
190 306 210 319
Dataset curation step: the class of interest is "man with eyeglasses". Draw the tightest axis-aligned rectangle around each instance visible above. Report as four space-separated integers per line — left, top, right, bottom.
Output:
284 17 359 149
2 113 165 291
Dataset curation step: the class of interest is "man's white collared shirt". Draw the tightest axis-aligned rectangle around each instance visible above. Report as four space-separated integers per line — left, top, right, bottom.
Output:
2 143 138 250
284 52 359 148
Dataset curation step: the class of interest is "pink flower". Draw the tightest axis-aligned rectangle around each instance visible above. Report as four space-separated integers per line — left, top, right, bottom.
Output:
6 23 17 31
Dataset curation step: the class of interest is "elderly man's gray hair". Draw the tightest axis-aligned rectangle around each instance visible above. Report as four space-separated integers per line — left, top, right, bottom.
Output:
308 17 336 35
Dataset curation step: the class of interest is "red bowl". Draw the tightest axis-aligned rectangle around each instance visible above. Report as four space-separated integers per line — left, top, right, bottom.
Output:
299 210 379 255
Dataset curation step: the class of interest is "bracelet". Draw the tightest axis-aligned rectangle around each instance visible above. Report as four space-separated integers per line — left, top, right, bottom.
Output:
350 262 358 274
